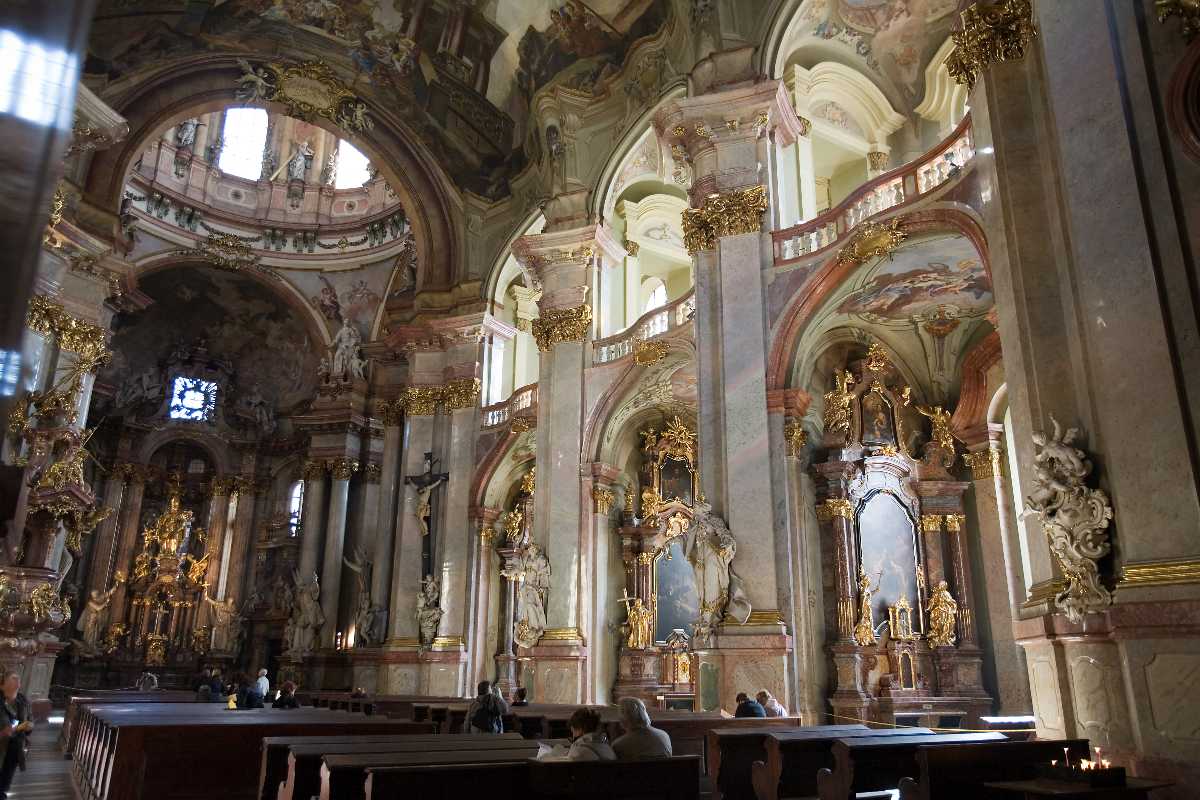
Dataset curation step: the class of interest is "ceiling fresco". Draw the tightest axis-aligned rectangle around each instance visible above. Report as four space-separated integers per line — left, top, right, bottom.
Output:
789 0 958 110
102 266 320 412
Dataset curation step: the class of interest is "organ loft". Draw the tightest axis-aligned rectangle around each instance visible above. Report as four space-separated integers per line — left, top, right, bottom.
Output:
0 1 1197 799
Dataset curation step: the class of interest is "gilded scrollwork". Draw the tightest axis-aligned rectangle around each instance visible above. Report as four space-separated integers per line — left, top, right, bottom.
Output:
442 378 481 410
837 219 907 266
822 369 855 441
235 60 374 134
946 0 1038 90
681 184 769 255
784 419 808 457
532 304 592 351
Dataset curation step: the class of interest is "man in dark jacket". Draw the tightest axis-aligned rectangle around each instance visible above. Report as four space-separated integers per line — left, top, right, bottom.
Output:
733 691 766 718
466 681 507 733
0 673 32 799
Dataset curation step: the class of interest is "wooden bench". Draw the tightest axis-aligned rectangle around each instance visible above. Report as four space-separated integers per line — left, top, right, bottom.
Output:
710 724 869 800
816 732 1009 800
70 703 419 800
60 692 198 755
276 733 532 800
750 726 935 800
320 743 544 800
897 738 1090 799
360 755 703 800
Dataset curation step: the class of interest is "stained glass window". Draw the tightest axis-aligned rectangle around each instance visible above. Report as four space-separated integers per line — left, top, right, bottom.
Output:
168 376 217 421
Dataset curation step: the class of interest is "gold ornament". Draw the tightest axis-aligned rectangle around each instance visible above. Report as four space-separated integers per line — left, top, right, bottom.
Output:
532 304 592 351
946 0 1038 90
177 233 261 272
816 498 853 521
442 378 481 410
887 597 918 641
592 487 615 515
822 369 855 440
520 467 536 496
400 385 442 416
681 185 768 255
1157 0 1200 40
640 487 661 519
501 509 524 545
838 219 907 266
866 151 889 171
329 458 359 481
301 459 327 480
633 339 668 367
378 399 405 426
236 60 373 133
783 419 807 457
926 580 959 647
962 450 996 480
853 567 877 647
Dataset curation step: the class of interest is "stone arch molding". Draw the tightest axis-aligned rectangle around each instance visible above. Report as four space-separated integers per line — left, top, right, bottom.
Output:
793 62 907 150
82 55 460 292
914 37 969 136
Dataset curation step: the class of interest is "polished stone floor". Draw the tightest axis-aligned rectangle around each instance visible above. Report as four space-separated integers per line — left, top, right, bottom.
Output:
4 719 73 800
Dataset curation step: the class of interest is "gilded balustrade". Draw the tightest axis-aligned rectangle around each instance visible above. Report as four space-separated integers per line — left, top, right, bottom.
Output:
771 115 975 267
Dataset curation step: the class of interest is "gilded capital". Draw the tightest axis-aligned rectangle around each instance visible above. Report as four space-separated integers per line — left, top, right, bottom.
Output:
946 0 1038 90
208 476 233 497
681 184 768 255
816 497 853 521
26 294 111 373
920 514 944 534
783 419 808 457
532 304 592 351
301 459 327 480
364 462 383 483
944 513 966 533
962 450 996 481
377 399 404 427
592 486 615 515
443 377 481 410
329 458 359 481
400 385 442 416
866 151 889 172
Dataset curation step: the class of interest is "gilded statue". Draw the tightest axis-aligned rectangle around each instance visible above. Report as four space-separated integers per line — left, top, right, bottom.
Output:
618 590 654 650
853 566 878 647
914 404 957 466
146 495 193 554
640 487 661 519
926 581 958 647
77 580 121 649
823 370 855 439
501 509 525 546
184 552 209 585
131 551 152 582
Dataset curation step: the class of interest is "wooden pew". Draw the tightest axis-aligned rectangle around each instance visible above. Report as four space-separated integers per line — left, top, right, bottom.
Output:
361 756 703 800
70 703 422 800
710 724 868 800
259 729 444 800
815 732 1008 800
896 738 1090 800
60 692 197 754
275 733 530 800
750 726 935 800
319 743 544 800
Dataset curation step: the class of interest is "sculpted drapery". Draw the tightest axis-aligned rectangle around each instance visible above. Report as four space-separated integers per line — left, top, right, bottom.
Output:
503 542 550 649
685 500 751 640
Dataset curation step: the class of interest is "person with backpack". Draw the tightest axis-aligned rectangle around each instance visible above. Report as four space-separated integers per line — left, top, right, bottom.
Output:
466 681 507 733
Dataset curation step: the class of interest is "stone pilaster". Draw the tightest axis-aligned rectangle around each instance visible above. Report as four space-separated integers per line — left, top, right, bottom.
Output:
320 457 358 648
222 476 258 607
371 400 404 631
202 477 233 594
296 459 328 580
108 466 147 620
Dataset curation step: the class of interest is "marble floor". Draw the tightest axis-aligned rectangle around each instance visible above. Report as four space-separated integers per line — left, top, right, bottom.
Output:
4 719 73 800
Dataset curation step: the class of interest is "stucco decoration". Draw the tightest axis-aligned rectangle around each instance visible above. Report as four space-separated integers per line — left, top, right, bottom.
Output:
102 266 319 413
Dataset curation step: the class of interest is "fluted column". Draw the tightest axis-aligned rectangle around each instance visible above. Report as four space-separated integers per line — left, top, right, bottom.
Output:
584 464 620 704
222 476 259 607
320 457 357 648
203 477 233 592
85 463 131 593
372 401 404 631
296 459 328 580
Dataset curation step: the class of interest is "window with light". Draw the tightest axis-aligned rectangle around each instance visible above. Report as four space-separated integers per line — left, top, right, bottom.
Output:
642 280 667 314
168 376 217 421
217 107 269 180
288 480 304 537
334 140 371 189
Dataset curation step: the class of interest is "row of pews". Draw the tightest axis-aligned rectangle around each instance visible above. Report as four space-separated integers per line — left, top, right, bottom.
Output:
61 689 1170 800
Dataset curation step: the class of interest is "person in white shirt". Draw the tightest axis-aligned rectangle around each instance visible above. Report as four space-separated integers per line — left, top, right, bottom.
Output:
756 690 788 718
255 669 270 701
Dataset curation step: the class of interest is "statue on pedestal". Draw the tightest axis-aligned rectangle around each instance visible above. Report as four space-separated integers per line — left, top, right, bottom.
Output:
204 594 241 653
684 500 751 642
330 319 362 382
77 580 121 650
618 589 653 650
285 571 324 655
344 545 382 646
502 543 550 649
416 576 443 648
926 581 958 647
853 566 878 647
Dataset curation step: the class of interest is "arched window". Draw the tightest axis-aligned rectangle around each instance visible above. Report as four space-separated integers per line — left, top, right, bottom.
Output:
217 107 269 180
334 140 371 189
642 278 667 314
287 480 304 537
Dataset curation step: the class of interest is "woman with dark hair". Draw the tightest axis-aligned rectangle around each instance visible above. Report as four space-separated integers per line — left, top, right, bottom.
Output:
272 681 299 709
537 707 616 761
0 673 32 799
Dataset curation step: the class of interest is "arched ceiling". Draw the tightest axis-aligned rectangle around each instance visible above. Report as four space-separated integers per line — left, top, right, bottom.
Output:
778 0 959 114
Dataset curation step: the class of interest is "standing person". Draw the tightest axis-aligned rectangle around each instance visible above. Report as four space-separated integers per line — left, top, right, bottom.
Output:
612 697 672 760
255 669 270 702
536 708 616 761
733 692 766 718
466 681 507 733
756 690 788 718
0 673 32 800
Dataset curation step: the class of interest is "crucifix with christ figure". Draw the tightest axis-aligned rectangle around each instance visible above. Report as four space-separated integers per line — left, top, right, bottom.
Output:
406 452 448 579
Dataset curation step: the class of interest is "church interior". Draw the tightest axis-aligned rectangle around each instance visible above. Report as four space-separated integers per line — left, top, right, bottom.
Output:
1 0 1198 798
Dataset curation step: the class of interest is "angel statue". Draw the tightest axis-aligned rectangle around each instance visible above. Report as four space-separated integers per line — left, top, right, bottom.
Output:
343 545 382 646
926 580 958 647
913 403 957 467
235 59 272 104
76 581 121 650
416 576 443 648
684 500 751 642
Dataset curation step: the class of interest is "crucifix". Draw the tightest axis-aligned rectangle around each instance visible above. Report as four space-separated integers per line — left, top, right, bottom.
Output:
149 604 170 636
405 452 448 579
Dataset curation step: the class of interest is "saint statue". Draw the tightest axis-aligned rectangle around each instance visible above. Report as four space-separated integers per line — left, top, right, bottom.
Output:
343 545 381 646
286 141 313 182
175 118 199 148
204 594 241 652
330 319 361 381
503 543 550 649
415 477 444 538
77 581 121 649
244 382 275 435
853 566 878 647
416 576 443 648
286 571 325 655
618 590 653 650
684 500 751 641
926 580 958 647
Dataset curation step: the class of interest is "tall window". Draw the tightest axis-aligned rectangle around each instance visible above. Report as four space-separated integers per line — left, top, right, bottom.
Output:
0 29 76 128
218 107 269 180
334 140 371 189
287 480 304 537
168 376 217 421
642 279 667 314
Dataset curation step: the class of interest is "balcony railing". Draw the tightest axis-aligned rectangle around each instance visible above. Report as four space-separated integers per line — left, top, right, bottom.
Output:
481 382 538 430
771 115 974 267
592 289 696 365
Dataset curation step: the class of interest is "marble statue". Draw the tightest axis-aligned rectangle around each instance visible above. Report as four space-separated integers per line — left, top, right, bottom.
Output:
926 580 958 647
416 576 443 648
286 141 313 182
77 582 120 649
503 543 550 649
350 350 368 382
286 571 325 655
330 319 361 381
244 382 275 435
683 500 751 642
235 59 272 103
415 477 444 538
343 545 381 646
317 356 331 383
204 594 241 652
1024 415 1113 623
175 118 199 148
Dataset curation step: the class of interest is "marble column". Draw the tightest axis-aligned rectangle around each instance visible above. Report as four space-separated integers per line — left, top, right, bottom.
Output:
222 477 258 607
108 466 147 619
371 401 404 626
387 403 436 646
296 459 328 580
468 510 500 690
202 477 233 593
584 464 620 704
320 457 358 648
85 463 131 593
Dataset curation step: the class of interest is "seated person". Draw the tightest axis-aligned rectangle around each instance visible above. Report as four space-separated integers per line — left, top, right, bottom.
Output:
349 686 368 699
272 681 300 709
511 687 529 707
235 673 264 709
537 708 616 761
734 692 766 718
756 690 788 718
612 697 672 760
